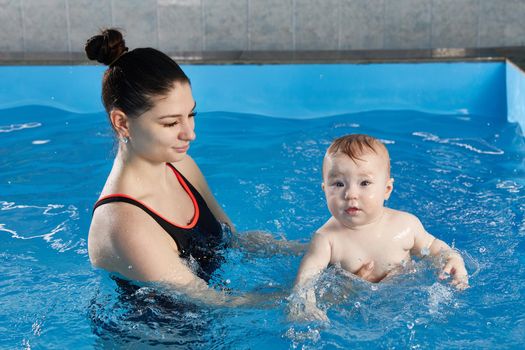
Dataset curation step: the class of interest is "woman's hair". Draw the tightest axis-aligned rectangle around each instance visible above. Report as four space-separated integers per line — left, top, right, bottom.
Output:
85 28 190 118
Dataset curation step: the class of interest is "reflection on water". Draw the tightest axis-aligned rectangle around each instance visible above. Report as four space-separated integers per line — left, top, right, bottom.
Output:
1 106 524 348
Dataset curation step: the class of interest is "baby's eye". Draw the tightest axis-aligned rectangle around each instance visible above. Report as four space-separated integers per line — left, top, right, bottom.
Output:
332 181 344 187
360 180 372 186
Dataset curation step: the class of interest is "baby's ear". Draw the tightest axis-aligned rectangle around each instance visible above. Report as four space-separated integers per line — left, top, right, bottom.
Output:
321 182 325 191
384 178 394 200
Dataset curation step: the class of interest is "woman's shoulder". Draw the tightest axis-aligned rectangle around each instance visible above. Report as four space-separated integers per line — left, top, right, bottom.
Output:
88 198 172 267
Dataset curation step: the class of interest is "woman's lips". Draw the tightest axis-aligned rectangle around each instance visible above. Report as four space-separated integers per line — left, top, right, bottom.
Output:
173 145 189 153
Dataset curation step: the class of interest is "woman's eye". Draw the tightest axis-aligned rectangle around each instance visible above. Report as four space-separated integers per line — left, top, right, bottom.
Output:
360 180 371 186
189 112 197 118
163 122 178 127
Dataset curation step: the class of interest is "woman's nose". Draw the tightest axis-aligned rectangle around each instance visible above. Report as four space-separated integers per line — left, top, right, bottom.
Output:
180 119 196 141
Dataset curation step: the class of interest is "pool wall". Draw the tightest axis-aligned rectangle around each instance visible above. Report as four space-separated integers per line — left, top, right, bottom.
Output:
1 1 525 64
506 61 525 132
1 61 524 134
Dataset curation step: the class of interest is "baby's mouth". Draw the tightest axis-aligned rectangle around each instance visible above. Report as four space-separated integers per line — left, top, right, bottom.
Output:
345 207 360 214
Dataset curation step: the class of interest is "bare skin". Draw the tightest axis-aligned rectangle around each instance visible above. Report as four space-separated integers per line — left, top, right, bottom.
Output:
88 83 245 306
291 149 468 321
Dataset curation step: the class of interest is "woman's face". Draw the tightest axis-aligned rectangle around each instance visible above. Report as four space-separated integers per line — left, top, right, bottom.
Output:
127 82 196 163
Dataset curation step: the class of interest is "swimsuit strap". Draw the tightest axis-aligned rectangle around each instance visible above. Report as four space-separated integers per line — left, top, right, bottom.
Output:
93 194 194 234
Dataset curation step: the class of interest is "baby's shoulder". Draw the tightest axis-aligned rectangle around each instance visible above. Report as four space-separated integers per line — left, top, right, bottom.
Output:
315 217 342 238
384 208 423 228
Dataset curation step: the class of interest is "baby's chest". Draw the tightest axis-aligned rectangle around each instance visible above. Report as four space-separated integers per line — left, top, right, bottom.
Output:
334 238 411 275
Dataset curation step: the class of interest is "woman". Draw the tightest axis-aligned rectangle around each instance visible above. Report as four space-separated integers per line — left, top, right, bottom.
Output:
87 29 238 304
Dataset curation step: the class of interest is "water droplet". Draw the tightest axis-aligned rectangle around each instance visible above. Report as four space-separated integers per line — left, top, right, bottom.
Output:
128 265 133 269
420 247 430 256
371 285 378 291
479 246 486 254
354 302 361 308
225 279 231 284
407 321 415 330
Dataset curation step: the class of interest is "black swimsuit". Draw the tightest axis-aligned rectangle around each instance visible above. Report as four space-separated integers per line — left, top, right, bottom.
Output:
93 163 225 282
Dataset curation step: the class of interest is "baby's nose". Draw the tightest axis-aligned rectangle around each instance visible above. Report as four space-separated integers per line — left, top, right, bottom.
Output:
344 186 358 199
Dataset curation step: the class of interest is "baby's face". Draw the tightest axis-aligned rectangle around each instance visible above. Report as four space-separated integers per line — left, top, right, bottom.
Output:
322 151 393 229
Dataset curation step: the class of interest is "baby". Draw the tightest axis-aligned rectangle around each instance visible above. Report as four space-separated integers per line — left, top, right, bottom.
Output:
292 134 468 320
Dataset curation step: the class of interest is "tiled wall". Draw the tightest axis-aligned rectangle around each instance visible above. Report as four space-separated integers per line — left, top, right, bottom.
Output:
1 0 525 58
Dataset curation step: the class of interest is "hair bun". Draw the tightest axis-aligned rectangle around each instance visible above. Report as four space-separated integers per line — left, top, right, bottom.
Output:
85 29 128 66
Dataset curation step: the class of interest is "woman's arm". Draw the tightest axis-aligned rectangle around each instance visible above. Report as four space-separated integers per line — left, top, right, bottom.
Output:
90 203 241 306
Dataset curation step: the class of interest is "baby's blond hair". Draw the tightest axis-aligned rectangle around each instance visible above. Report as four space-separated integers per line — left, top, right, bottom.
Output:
326 134 390 177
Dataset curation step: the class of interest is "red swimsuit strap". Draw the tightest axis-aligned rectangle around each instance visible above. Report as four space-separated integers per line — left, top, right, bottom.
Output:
94 163 200 229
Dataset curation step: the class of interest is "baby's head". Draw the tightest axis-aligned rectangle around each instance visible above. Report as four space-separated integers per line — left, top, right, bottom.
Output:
322 134 394 227
323 134 390 179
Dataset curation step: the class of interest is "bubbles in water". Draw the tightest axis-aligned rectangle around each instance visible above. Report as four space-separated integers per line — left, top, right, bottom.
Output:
479 246 487 254
407 321 415 330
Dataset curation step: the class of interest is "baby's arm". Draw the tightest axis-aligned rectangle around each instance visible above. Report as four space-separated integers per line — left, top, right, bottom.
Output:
294 232 332 288
289 232 332 321
410 216 469 289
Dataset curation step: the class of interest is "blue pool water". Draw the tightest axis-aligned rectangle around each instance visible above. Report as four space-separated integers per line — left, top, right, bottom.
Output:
1 63 525 349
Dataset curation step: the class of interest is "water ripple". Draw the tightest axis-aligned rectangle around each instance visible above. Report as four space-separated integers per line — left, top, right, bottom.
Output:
0 122 41 133
412 131 504 155
0 201 78 218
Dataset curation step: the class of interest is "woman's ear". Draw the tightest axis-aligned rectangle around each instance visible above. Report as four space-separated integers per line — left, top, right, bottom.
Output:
384 177 394 200
109 109 130 138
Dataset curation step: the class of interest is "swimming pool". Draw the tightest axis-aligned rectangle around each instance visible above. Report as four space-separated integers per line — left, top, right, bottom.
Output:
1 62 524 349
